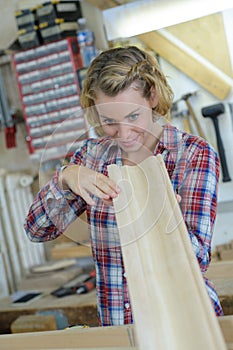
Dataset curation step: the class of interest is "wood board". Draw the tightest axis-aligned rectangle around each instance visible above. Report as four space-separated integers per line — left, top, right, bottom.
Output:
206 260 233 315
167 13 233 78
138 31 231 100
108 154 227 350
0 317 232 349
0 324 136 349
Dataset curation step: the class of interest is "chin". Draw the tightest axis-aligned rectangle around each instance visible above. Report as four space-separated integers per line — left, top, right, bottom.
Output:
119 142 142 153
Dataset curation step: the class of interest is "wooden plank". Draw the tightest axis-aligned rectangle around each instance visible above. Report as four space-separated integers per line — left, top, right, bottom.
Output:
85 0 117 10
50 243 92 260
206 260 233 280
0 325 136 349
10 315 57 333
0 318 232 349
28 348 137 350
15 348 137 350
220 250 233 261
108 155 227 350
167 13 233 78
219 316 233 343
138 31 231 100
205 260 233 315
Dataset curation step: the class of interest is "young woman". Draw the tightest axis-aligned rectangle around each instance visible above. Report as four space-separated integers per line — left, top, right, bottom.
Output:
24 46 223 326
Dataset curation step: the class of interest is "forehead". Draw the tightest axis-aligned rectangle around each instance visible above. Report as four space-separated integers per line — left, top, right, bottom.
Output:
95 88 150 120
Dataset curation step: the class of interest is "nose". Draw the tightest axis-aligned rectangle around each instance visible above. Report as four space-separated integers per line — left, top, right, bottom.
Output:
117 122 130 140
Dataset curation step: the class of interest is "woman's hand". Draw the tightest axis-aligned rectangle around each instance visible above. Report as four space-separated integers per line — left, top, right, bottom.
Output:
60 165 120 206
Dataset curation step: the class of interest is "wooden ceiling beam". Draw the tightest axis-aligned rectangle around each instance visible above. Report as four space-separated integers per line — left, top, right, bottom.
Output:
138 31 231 100
85 0 119 10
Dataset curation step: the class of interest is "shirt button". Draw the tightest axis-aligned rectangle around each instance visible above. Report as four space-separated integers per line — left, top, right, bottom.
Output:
123 272 127 278
125 302 130 309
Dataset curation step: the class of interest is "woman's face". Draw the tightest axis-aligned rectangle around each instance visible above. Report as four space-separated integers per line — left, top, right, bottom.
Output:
95 86 158 156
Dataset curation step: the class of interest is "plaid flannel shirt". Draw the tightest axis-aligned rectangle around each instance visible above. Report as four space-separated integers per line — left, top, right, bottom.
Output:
24 123 223 325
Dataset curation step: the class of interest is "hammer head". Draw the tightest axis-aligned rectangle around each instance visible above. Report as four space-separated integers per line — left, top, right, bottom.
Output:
201 103 225 119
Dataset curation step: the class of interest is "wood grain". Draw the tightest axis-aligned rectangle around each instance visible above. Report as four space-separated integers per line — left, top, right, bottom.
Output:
0 318 232 349
108 154 227 350
167 13 233 78
138 31 231 100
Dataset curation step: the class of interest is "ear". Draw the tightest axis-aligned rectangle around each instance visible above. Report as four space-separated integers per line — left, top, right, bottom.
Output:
149 87 158 108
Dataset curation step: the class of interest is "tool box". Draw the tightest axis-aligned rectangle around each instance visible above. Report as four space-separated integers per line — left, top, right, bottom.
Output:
15 8 37 32
36 1 82 26
17 27 42 50
39 20 78 44
36 1 82 44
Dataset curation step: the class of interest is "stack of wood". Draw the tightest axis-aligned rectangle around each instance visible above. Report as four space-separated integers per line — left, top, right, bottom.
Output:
10 314 57 333
44 212 92 261
50 242 92 260
215 240 233 261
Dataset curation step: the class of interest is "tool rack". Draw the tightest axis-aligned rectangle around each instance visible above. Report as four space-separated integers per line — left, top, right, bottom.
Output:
12 37 88 163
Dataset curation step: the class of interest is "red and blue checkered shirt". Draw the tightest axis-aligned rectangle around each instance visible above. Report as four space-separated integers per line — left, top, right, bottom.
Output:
24 124 223 325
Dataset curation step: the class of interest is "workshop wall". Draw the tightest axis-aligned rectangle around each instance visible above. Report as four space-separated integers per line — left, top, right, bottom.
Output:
158 9 233 248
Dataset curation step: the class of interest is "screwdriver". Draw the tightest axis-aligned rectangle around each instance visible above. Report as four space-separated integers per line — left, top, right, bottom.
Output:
51 269 96 297
76 276 96 294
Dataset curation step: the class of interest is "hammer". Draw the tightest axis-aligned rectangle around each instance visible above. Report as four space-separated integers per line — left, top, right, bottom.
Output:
181 92 206 139
201 103 231 182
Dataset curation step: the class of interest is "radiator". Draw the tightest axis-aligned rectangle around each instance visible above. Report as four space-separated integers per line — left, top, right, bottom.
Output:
0 170 45 296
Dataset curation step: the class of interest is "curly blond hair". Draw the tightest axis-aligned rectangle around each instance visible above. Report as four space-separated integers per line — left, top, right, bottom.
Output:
80 46 174 136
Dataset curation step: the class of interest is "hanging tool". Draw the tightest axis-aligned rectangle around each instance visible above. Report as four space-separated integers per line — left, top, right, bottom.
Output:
229 103 233 131
201 103 231 183
171 105 193 134
173 91 206 138
0 71 16 148
180 92 206 139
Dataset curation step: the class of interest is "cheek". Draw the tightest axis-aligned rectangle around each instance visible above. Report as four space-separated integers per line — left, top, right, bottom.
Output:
102 125 118 136
135 117 153 133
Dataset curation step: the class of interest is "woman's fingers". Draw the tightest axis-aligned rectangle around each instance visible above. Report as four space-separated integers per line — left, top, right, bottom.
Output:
95 172 120 198
62 165 120 204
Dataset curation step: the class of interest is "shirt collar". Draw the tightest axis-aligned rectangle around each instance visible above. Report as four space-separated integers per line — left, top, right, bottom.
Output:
158 123 183 152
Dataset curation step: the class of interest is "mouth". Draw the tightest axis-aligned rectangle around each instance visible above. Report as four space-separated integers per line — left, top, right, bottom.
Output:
119 135 140 147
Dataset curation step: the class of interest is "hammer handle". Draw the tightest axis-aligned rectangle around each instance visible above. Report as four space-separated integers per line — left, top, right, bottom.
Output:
185 100 206 139
211 117 231 182
183 115 192 134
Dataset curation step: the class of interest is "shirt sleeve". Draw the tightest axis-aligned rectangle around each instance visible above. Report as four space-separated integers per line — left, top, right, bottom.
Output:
179 143 220 273
24 142 89 242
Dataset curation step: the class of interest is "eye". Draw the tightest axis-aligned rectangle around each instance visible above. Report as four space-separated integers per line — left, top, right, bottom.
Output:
128 113 139 122
101 118 116 125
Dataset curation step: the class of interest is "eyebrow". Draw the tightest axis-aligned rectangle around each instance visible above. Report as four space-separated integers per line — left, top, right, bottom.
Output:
99 107 140 121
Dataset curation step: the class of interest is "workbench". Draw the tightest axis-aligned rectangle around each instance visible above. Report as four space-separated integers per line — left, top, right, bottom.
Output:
0 259 232 334
0 290 98 334
0 263 98 334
